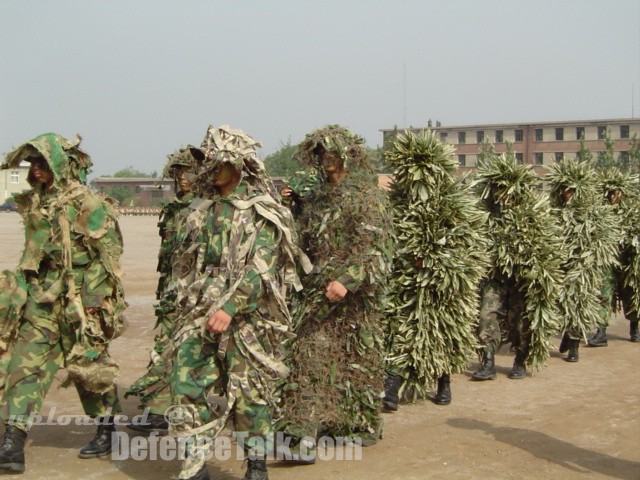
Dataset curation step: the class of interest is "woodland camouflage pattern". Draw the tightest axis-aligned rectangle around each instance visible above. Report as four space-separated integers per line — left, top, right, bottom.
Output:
384 129 490 401
472 152 564 368
277 125 393 444
160 126 310 479
125 147 202 413
547 159 622 341
0 133 126 429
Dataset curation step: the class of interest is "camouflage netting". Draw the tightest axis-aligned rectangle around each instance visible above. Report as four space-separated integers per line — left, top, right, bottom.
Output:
162 145 204 198
277 125 393 440
472 153 564 368
384 130 490 401
547 159 623 340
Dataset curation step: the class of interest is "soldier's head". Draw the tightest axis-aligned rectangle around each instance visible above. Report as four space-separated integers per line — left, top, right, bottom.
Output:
196 125 269 197
607 188 623 205
1 133 93 191
296 125 366 185
163 146 204 197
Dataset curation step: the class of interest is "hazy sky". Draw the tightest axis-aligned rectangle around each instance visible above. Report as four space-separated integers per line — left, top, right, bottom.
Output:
1 0 639 177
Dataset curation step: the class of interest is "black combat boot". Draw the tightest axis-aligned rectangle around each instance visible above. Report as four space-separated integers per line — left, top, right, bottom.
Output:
243 457 268 480
185 465 211 480
559 332 570 353
382 373 403 411
630 321 639 342
0 425 27 473
78 416 116 458
433 374 451 405
471 351 496 381
508 350 527 379
587 326 608 347
127 412 169 435
566 339 580 362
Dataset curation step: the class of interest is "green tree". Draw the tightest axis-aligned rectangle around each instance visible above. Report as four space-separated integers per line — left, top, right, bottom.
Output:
576 133 593 163
626 134 640 174
101 185 132 204
594 127 616 170
263 140 299 178
113 166 150 178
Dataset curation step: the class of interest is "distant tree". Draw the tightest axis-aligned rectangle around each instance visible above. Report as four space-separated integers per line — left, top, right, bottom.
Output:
113 166 150 178
101 185 132 204
576 133 593 163
368 146 392 173
626 134 640 174
594 127 616 170
477 139 497 163
263 140 299 177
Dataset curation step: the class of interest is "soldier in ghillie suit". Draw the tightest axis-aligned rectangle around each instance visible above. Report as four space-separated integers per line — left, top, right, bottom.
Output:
163 125 310 480
547 159 622 362
0 133 127 473
470 153 563 381
382 130 490 410
276 125 393 461
125 145 203 434
587 168 640 346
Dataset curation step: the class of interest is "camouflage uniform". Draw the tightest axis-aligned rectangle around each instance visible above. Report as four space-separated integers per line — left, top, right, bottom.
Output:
0 133 126 432
162 126 309 480
277 126 393 448
126 146 202 416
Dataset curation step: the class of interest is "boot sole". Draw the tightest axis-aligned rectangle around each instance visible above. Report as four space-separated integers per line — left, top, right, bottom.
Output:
471 374 496 381
565 357 579 363
0 462 25 472
78 448 113 459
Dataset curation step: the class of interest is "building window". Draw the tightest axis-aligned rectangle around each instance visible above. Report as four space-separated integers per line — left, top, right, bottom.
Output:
458 154 466 167
458 132 466 144
555 128 564 141
620 125 630 139
476 131 484 143
534 129 543 141
535 153 543 165
576 127 585 140
439 132 448 142
515 153 523 164
10 171 19 183
597 126 606 139
514 129 523 142
555 152 564 162
495 130 503 143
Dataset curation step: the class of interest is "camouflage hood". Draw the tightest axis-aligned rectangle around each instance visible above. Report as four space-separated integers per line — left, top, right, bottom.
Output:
295 125 367 174
196 125 275 197
161 145 204 180
597 167 640 201
1 133 92 188
547 158 598 207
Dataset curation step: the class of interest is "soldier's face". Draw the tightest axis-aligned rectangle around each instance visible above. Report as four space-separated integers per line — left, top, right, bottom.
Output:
608 189 623 205
561 188 574 203
29 156 53 186
321 152 343 174
174 166 192 194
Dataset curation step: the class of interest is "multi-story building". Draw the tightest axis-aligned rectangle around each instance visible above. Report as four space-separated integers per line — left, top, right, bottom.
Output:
381 118 640 175
0 162 30 203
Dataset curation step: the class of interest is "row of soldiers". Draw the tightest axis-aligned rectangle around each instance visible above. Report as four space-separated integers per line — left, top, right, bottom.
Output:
0 126 637 480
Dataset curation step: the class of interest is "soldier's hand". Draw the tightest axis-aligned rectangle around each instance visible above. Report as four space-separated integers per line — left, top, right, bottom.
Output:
325 281 348 302
280 187 292 197
84 306 100 315
207 309 232 334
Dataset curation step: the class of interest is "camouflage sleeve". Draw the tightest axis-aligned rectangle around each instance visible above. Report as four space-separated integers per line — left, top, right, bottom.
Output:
337 263 366 293
221 220 278 318
80 219 123 308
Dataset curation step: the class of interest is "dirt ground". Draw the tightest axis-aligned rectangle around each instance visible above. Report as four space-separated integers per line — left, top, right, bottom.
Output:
0 213 638 480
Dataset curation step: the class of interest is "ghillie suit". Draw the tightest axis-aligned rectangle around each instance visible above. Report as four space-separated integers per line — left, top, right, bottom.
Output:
384 129 490 403
161 125 310 480
125 146 204 419
589 168 640 345
277 125 394 447
0 133 126 467
547 159 622 360
472 153 563 376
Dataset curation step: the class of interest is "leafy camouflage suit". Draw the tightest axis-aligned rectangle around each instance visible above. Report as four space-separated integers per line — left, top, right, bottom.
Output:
277 126 393 448
162 126 309 479
0 133 126 432
125 146 202 416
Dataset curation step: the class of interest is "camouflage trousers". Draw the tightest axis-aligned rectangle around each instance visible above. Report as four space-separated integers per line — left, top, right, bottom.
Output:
598 266 638 327
477 276 527 354
170 331 272 479
2 297 121 431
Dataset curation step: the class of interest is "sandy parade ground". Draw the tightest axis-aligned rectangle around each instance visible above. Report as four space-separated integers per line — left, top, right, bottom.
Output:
0 212 638 480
